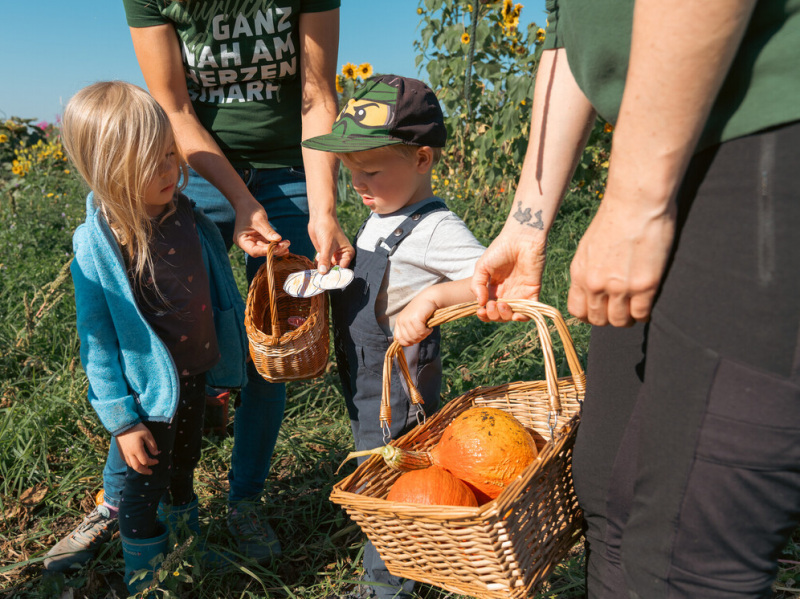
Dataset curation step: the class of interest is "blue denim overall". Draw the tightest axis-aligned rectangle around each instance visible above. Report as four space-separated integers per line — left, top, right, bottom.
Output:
331 201 447 598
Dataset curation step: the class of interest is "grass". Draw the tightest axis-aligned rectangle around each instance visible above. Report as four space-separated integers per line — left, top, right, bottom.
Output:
1 162 798 599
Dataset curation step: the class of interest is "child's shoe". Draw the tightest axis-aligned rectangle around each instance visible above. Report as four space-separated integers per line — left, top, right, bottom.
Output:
121 526 168 594
44 504 118 572
226 501 282 562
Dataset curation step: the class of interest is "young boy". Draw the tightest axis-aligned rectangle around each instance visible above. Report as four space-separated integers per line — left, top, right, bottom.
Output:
303 75 485 599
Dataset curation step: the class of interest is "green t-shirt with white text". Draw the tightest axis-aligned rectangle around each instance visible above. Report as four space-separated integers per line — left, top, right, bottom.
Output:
123 0 340 168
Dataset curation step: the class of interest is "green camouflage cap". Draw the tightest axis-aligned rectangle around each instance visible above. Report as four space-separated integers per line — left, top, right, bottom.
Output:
302 74 446 152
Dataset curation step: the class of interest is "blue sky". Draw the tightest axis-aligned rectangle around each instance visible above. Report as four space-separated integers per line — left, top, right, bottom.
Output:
0 1 547 123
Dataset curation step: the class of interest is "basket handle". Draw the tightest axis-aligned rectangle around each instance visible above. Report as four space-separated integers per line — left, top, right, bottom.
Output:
380 299 585 434
263 242 282 340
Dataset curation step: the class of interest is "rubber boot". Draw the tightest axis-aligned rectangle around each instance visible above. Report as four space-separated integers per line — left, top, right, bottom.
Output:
158 495 200 537
158 496 235 572
121 526 169 595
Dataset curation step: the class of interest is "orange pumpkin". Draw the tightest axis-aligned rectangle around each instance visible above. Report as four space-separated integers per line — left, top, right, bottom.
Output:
386 466 478 507
345 407 538 504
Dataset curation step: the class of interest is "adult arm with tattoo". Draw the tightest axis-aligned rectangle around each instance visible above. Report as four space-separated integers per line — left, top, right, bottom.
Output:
471 48 596 321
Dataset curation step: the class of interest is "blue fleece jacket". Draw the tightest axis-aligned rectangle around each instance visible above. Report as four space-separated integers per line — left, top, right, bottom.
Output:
71 192 247 436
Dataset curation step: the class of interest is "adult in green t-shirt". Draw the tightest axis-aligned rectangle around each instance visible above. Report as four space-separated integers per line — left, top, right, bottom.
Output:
470 1 800 598
43 0 352 571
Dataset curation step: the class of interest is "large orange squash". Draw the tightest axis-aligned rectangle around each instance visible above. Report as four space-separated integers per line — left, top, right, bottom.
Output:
345 407 538 503
386 466 478 507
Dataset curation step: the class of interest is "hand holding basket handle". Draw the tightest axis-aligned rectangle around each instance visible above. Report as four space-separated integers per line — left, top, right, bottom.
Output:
381 299 585 432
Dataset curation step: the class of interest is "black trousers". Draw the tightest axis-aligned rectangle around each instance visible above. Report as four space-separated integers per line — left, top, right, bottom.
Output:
118 373 206 539
572 120 800 599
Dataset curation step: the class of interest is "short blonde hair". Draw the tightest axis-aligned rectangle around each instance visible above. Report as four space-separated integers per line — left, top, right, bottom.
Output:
61 81 187 296
336 144 443 168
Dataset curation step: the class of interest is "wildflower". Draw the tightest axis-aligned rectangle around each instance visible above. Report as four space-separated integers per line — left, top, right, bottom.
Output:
461 32 471 44
342 63 358 80
604 122 614 133
47 193 54 198
64 169 70 174
335 75 344 94
0 134 7 143
357 62 373 80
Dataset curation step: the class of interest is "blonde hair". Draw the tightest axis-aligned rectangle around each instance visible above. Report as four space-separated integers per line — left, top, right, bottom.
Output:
61 81 188 299
337 144 443 168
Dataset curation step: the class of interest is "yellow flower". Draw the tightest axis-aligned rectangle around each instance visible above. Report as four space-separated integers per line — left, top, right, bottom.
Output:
461 32 470 44
604 122 614 133
342 63 358 80
64 169 70 174
357 62 373 80
535 28 546 43
0 134 8 143
335 75 344 94
467 4 473 11
47 193 54 198
417 7 423 14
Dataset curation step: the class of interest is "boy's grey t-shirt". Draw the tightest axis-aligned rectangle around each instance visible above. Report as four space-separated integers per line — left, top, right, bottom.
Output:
356 197 486 334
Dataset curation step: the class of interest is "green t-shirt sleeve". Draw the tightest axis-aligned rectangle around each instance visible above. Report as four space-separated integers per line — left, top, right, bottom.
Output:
122 0 169 27
302 0 340 13
543 0 564 50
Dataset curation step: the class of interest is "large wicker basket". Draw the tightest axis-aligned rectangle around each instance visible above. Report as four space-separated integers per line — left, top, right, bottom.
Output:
244 243 329 382
330 300 585 599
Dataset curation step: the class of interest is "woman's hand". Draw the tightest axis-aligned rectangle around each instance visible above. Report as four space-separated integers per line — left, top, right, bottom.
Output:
394 292 439 347
567 189 676 327
309 215 355 273
115 424 160 475
471 232 547 322
233 196 290 257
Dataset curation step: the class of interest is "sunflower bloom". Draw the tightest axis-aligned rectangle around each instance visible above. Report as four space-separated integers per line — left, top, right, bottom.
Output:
342 63 358 80
357 62 373 79
335 76 344 94
0 134 7 143
604 122 614 133
461 32 470 44
535 28 546 43
417 7 423 14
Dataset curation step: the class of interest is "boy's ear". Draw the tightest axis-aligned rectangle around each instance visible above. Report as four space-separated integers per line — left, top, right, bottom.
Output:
415 146 435 173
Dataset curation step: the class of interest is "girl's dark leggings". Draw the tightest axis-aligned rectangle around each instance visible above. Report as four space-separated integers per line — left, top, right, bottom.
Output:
118 373 206 539
572 120 800 599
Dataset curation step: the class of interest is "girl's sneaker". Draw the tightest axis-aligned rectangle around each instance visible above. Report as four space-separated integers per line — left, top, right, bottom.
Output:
44 504 118 571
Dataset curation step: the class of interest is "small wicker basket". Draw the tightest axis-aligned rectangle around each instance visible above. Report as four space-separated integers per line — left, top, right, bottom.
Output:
244 243 329 382
330 300 585 599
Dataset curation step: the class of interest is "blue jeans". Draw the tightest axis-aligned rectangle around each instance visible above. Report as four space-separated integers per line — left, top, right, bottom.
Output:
103 166 315 507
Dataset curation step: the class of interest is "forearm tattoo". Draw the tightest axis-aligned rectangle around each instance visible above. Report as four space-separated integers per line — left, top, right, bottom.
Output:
512 202 544 230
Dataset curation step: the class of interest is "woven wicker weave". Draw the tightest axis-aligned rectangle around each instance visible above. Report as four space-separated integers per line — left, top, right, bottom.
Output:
330 300 585 599
244 243 329 382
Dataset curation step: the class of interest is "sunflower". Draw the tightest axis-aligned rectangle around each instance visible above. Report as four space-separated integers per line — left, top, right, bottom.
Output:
535 28 546 44
461 32 471 44
357 62 373 80
604 122 614 133
342 63 358 80
335 75 344 94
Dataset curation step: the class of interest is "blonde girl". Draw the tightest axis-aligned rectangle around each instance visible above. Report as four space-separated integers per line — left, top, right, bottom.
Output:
46 81 246 592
